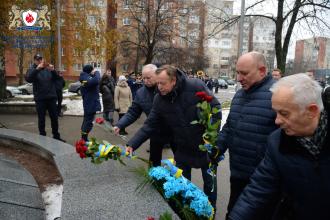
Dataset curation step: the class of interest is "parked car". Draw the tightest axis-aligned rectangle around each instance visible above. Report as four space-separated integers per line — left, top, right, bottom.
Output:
68 81 81 94
18 83 33 95
217 79 228 89
226 79 236 86
6 86 22 97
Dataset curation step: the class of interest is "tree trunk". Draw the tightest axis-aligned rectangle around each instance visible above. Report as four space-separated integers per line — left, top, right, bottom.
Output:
18 47 24 85
0 42 6 100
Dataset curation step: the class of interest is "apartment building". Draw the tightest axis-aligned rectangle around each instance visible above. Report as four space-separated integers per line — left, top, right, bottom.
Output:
293 37 330 73
115 0 206 74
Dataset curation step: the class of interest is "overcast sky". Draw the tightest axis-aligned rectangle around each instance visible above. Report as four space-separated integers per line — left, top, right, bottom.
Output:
233 0 330 59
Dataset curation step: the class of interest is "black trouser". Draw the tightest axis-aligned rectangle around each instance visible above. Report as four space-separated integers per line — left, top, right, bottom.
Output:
35 99 60 139
226 177 250 219
176 161 217 209
81 112 95 140
149 137 176 167
56 90 63 115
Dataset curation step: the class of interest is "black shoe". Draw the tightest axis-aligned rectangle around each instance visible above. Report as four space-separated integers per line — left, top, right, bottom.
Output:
58 113 63 117
119 130 128 135
54 137 66 143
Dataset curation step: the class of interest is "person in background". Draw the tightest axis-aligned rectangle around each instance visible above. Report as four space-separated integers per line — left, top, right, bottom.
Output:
55 71 65 117
127 73 142 100
113 64 174 166
216 51 278 219
80 64 101 141
271 68 282 80
114 75 132 135
229 73 330 220
126 65 222 209
100 69 116 126
26 54 65 142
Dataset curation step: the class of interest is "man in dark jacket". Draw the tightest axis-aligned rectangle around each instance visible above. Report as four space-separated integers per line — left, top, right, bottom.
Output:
126 65 222 208
26 54 65 142
229 73 330 220
114 64 173 166
80 64 101 141
55 71 65 117
216 51 278 218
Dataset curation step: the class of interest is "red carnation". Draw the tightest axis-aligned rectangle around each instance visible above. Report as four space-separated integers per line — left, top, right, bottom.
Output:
146 217 155 220
75 139 88 158
196 91 207 99
95 117 105 124
205 95 213 103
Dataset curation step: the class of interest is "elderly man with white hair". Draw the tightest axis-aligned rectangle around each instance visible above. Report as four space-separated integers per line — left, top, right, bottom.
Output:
229 73 330 220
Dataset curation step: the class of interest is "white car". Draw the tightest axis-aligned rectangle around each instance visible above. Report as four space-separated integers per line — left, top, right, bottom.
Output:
6 86 22 97
18 83 33 95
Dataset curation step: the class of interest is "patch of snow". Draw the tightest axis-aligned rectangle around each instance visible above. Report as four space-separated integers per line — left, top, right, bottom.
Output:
41 184 63 220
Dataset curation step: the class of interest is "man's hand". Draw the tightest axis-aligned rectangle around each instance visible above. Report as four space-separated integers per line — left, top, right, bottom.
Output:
113 126 120 135
47 64 54 71
126 146 133 156
207 145 224 164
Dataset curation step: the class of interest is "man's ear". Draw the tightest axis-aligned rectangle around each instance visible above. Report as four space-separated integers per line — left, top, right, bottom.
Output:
259 66 266 76
306 104 319 118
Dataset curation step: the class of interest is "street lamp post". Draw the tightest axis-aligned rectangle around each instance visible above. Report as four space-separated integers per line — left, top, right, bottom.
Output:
56 0 62 71
237 0 245 58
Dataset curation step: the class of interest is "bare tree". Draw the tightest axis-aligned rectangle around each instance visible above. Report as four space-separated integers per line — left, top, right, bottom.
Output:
209 0 330 74
120 0 207 72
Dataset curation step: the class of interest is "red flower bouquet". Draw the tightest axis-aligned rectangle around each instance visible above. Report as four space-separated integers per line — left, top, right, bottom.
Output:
75 137 133 164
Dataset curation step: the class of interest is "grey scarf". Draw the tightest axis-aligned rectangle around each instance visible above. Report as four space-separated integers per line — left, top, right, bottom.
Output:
297 111 328 157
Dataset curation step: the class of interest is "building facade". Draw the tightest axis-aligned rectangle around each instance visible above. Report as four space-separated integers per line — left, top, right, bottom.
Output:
293 37 330 73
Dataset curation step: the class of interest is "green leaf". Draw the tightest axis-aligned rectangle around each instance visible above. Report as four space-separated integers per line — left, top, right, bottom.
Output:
199 144 207 151
190 120 199 125
201 101 208 110
212 107 220 114
159 211 173 220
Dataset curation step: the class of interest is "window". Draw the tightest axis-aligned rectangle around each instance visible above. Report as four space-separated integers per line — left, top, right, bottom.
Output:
189 15 199 24
73 63 82 71
88 16 96 26
73 48 80 57
124 0 131 9
123 18 131 25
75 32 80 40
213 64 219 69
123 64 129 71
221 57 230 60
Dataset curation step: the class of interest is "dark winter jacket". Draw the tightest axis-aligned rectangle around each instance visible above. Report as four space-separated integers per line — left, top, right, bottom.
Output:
229 110 330 220
79 71 101 114
55 74 65 92
116 85 171 140
127 70 221 168
216 75 277 179
26 64 59 101
100 76 115 112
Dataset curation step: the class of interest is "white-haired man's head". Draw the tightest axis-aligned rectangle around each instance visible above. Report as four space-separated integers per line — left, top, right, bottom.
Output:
142 64 158 87
270 73 324 137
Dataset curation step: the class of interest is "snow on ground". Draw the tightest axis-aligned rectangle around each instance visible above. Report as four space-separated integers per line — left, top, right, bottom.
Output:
41 184 63 220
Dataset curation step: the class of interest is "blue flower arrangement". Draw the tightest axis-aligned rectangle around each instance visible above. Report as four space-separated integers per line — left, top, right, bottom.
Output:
149 165 214 219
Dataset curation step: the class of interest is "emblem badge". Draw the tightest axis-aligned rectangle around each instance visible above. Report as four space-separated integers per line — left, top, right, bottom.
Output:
22 10 38 26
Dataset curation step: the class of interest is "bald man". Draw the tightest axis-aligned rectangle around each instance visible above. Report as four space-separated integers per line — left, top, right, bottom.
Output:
216 51 278 219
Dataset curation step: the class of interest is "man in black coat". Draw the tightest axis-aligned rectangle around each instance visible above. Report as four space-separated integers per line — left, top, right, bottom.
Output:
216 51 278 218
114 64 173 166
55 71 65 117
26 54 65 142
229 73 330 220
126 65 222 208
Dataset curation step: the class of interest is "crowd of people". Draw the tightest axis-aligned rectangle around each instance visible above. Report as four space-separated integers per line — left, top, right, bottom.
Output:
26 51 330 219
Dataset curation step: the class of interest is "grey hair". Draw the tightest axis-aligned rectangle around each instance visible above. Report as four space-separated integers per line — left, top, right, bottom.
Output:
142 64 157 74
270 73 324 111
